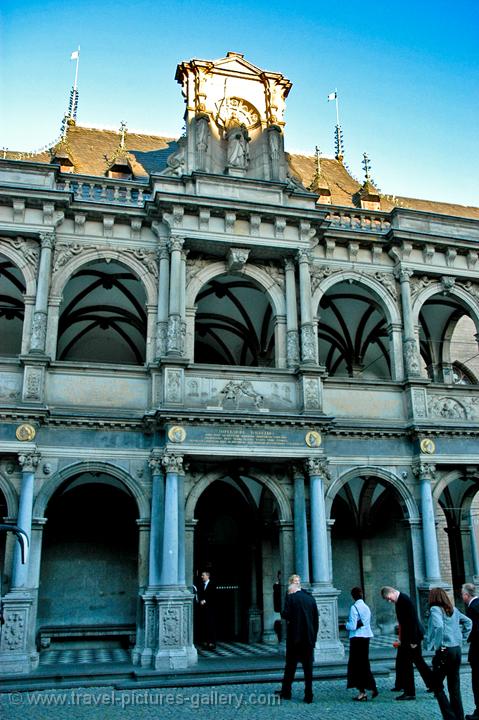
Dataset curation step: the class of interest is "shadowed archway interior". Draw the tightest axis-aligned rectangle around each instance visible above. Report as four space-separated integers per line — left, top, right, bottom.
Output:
0 255 25 356
194 274 275 366
57 260 147 364
318 281 390 379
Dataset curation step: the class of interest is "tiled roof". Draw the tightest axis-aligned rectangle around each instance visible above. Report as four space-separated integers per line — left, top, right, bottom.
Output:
6 125 479 220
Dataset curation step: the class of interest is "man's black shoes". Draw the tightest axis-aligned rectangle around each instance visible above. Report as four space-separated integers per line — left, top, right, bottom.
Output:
396 693 415 701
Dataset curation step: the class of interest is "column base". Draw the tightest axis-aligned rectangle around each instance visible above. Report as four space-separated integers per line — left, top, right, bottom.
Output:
310 585 345 662
417 581 450 625
0 591 38 675
133 587 198 670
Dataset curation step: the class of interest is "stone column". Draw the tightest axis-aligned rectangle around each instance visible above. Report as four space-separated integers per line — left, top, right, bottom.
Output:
155 243 170 359
395 268 421 377
177 469 186 587
297 250 317 364
147 453 164 588
160 453 183 586
305 458 344 661
11 451 40 589
29 233 55 354
414 462 441 583
470 508 479 584
185 519 198 589
248 544 262 642
284 259 299 367
293 466 310 584
166 237 185 356
307 458 330 585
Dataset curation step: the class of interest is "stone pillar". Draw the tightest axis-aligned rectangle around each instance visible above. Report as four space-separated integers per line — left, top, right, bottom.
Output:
293 466 310 584
160 453 183 586
414 462 442 583
284 259 299 367
388 322 405 381
297 250 317 364
29 233 54 354
307 458 330 585
147 453 164 588
177 469 186 587
0 450 41 674
248 544 262 642
156 243 170 359
305 458 344 661
185 519 198 590
395 268 421 377
166 237 185 356
470 509 479 584
11 451 40 589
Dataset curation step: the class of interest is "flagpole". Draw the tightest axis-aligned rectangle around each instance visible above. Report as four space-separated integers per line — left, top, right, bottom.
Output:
73 46 80 93
334 89 340 128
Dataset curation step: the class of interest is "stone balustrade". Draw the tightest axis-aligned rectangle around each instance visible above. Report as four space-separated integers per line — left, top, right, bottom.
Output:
56 176 151 206
325 210 391 233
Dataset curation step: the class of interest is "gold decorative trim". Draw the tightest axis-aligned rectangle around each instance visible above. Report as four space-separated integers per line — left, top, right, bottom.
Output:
420 438 436 455
305 431 322 448
168 425 187 443
15 423 36 442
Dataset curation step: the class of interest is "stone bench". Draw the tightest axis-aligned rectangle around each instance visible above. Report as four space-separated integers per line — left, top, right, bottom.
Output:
37 623 136 650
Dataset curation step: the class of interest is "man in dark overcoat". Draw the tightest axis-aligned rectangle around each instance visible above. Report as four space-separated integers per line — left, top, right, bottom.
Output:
381 586 432 700
278 577 319 703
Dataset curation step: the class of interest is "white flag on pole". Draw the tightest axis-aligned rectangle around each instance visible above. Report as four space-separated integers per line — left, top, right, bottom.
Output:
70 50 79 60
327 91 337 101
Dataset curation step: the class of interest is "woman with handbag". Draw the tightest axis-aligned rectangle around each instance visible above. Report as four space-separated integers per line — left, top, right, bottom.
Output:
345 586 378 701
426 587 472 720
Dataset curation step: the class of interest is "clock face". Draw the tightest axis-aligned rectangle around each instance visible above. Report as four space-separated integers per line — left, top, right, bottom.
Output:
420 438 436 455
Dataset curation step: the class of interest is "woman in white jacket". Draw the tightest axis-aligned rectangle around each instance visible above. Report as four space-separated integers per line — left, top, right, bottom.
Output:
345 586 378 701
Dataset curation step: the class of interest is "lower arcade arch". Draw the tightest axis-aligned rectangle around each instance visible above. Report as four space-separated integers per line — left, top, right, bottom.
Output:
330 474 413 632
37 472 139 645
192 475 281 644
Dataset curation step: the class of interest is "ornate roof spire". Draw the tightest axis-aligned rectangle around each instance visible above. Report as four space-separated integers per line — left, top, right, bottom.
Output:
308 145 331 203
356 151 380 210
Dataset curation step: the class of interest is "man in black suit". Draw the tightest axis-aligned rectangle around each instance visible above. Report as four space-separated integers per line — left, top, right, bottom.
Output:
462 582 479 720
277 577 319 703
197 570 216 649
381 586 433 700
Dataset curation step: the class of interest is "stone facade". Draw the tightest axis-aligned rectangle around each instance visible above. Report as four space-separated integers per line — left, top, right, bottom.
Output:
0 51 478 674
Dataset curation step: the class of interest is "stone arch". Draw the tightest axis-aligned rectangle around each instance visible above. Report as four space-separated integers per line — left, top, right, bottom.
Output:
433 469 464 504
412 283 479 329
312 270 401 326
50 249 157 306
0 241 37 296
33 460 149 519
0 471 18 517
325 465 419 520
185 468 292 523
186 261 285 316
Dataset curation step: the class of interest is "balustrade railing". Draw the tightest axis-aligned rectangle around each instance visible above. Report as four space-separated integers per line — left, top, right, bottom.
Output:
325 210 391 233
56 176 151 206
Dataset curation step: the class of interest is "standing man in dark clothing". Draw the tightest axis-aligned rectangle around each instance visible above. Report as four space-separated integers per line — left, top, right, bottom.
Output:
462 582 479 720
277 577 319 703
381 586 433 700
197 571 216 649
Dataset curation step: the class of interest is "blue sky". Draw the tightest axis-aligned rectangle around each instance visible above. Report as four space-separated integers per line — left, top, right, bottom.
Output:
1 0 478 206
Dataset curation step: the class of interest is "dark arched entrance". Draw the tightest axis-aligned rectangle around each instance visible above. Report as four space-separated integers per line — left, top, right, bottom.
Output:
193 476 280 644
38 473 138 647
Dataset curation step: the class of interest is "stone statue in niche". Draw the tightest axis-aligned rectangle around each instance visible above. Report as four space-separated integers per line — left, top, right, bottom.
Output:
226 124 250 170
195 114 209 171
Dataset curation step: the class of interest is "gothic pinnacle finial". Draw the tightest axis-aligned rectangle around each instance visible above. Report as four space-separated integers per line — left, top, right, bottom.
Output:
315 145 321 176
335 125 344 163
119 121 127 150
362 152 372 184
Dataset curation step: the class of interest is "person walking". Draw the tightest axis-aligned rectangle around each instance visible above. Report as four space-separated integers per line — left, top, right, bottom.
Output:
276 577 319 703
196 570 217 649
462 583 479 720
426 587 471 720
381 585 433 700
345 587 378 701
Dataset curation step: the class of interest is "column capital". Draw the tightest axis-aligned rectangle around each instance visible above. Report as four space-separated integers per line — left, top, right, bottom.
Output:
17 450 41 472
306 457 330 479
296 249 312 264
157 244 170 262
162 452 184 474
39 232 55 250
413 461 436 481
168 236 185 253
393 266 413 283
148 451 164 475
284 258 295 272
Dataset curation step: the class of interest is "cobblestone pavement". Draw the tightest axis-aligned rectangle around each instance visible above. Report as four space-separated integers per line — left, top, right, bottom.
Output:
0 673 476 720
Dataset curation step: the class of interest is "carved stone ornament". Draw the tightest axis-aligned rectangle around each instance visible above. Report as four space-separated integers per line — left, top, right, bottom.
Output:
39 232 55 250
306 457 329 478
18 450 41 472
372 272 398 300
215 96 260 132
404 338 421 376
53 241 85 272
286 330 300 366
148 453 163 475
409 275 433 301
220 380 264 410
15 423 36 442
160 605 181 647
123 248 159 278
10 237 39 271
411 387 428 418
441 276 455 293
163 136 186 177
166 316 185 355
413 462 436 481
165 368 182 402
458 280 479 301
304 378 321 409
311 266 335 294
227 248 250 273
226 124 250 171
301 325 317 363
428 396 468 420
0 610 26 651
24 367 43 400
30 312 47 350
162 453 184 474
